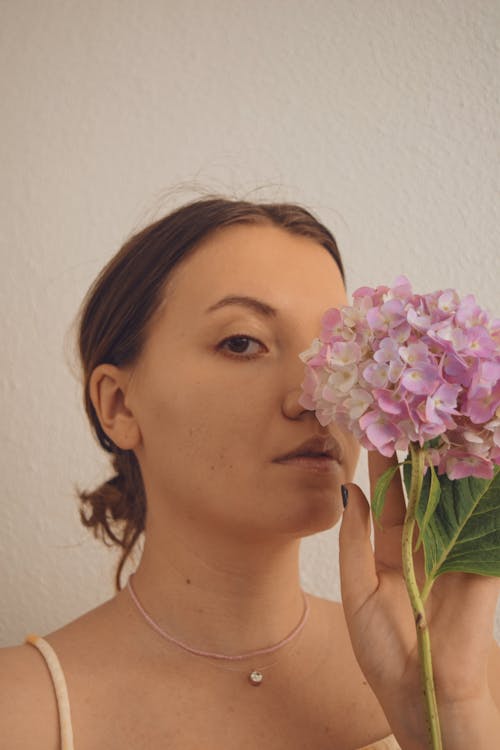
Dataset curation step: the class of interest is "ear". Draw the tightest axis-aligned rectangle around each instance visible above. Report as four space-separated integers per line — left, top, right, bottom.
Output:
88 364 141 451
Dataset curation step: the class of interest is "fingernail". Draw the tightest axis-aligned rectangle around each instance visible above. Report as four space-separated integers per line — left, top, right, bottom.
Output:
341 484 349 508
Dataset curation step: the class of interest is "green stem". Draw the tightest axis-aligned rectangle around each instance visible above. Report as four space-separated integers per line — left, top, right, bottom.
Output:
421 575 434 604
402 443 442 749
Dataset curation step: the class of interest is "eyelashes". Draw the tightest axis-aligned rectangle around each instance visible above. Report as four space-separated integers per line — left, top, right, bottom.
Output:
217 334 266 360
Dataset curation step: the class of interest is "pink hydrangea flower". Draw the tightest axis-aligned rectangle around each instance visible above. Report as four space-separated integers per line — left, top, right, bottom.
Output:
299 275 500 480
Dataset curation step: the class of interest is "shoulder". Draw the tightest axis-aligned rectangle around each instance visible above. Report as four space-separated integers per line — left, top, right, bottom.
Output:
0 642 60 749
308 592 349 634
0 595 123 750
307 591 342 614
306 594 393 737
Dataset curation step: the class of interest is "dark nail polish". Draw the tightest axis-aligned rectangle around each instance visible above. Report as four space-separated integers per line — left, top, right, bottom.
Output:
341 484 349 508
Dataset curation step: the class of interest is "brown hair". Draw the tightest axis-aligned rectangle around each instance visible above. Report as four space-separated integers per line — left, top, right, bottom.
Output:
75 196 344 592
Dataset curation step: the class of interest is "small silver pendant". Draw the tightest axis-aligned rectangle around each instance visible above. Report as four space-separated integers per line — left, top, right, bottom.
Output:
249 670 263 686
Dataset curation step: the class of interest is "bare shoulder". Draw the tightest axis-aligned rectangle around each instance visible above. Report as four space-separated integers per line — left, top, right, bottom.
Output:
307 593 352 648
309 592 349 631
306 594 392 736
0 642 59 750
0 594 121 750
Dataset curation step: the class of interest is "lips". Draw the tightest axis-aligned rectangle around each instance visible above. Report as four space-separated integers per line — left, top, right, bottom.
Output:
274 434 342 463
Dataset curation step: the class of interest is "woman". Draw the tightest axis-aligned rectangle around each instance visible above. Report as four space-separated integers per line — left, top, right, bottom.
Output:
1 197 499 748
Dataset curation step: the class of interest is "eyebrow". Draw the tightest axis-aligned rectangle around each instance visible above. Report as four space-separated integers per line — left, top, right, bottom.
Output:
205 295 279 319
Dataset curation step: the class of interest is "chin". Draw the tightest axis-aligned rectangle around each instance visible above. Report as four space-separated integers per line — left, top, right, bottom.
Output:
281 499 344 538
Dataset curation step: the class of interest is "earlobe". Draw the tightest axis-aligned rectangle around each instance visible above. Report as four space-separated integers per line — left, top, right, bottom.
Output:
89 364 140 450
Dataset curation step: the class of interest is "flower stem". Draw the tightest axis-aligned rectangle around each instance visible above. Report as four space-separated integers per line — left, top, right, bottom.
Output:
402 443 442 749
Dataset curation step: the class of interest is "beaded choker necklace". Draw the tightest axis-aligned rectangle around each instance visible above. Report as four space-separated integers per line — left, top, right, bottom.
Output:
126 573 310 686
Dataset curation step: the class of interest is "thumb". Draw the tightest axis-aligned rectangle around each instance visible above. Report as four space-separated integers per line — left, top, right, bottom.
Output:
339 482 378 620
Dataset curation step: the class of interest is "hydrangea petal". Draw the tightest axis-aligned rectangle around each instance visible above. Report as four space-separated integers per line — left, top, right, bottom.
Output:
298 276 499 480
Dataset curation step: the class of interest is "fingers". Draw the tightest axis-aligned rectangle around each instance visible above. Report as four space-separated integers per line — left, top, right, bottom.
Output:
339 482 378 619
368 451 411 571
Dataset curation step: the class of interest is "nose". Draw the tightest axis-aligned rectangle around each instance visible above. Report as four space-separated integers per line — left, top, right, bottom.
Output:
281 345 321 420
281 386 313 420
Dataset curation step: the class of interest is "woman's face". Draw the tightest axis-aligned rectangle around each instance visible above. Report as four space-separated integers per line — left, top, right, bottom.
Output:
126 222 360 541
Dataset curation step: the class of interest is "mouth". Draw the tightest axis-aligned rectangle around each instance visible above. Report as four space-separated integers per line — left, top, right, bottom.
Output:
273 454 339 473
273 434 343 465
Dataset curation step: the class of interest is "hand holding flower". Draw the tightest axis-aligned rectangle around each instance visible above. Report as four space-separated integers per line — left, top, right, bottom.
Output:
339 451 500 748
299 276 500 747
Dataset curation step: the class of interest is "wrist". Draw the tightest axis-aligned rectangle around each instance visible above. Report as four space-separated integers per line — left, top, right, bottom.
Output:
387 694 500 750
434 695 500 749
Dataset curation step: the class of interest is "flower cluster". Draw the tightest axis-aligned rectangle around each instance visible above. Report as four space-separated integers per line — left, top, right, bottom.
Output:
299 276 500 479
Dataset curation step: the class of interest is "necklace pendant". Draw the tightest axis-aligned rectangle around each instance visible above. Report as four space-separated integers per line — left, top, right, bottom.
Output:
249 670 263 686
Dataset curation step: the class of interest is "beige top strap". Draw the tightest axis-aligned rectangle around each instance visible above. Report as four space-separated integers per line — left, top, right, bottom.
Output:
24 633 400 750
25 634 75 750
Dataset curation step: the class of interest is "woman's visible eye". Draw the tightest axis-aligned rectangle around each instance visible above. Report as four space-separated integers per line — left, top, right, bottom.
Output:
217 335 266 360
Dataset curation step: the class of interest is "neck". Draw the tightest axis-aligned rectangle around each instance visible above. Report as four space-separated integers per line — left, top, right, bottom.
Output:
123 524 306 657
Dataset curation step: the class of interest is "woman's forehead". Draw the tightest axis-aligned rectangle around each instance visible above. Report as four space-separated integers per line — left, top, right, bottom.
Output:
164 223 346 316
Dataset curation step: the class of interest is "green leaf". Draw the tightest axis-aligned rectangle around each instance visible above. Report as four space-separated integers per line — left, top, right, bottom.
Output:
372 463 404 522
415 462 441 552
417 465 500 583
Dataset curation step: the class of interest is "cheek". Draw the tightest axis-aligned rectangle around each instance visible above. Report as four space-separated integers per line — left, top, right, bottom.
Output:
138 359 273 471
144 382 237 463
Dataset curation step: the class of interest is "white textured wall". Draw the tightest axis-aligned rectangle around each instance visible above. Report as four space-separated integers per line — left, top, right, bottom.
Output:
1 0 499 646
